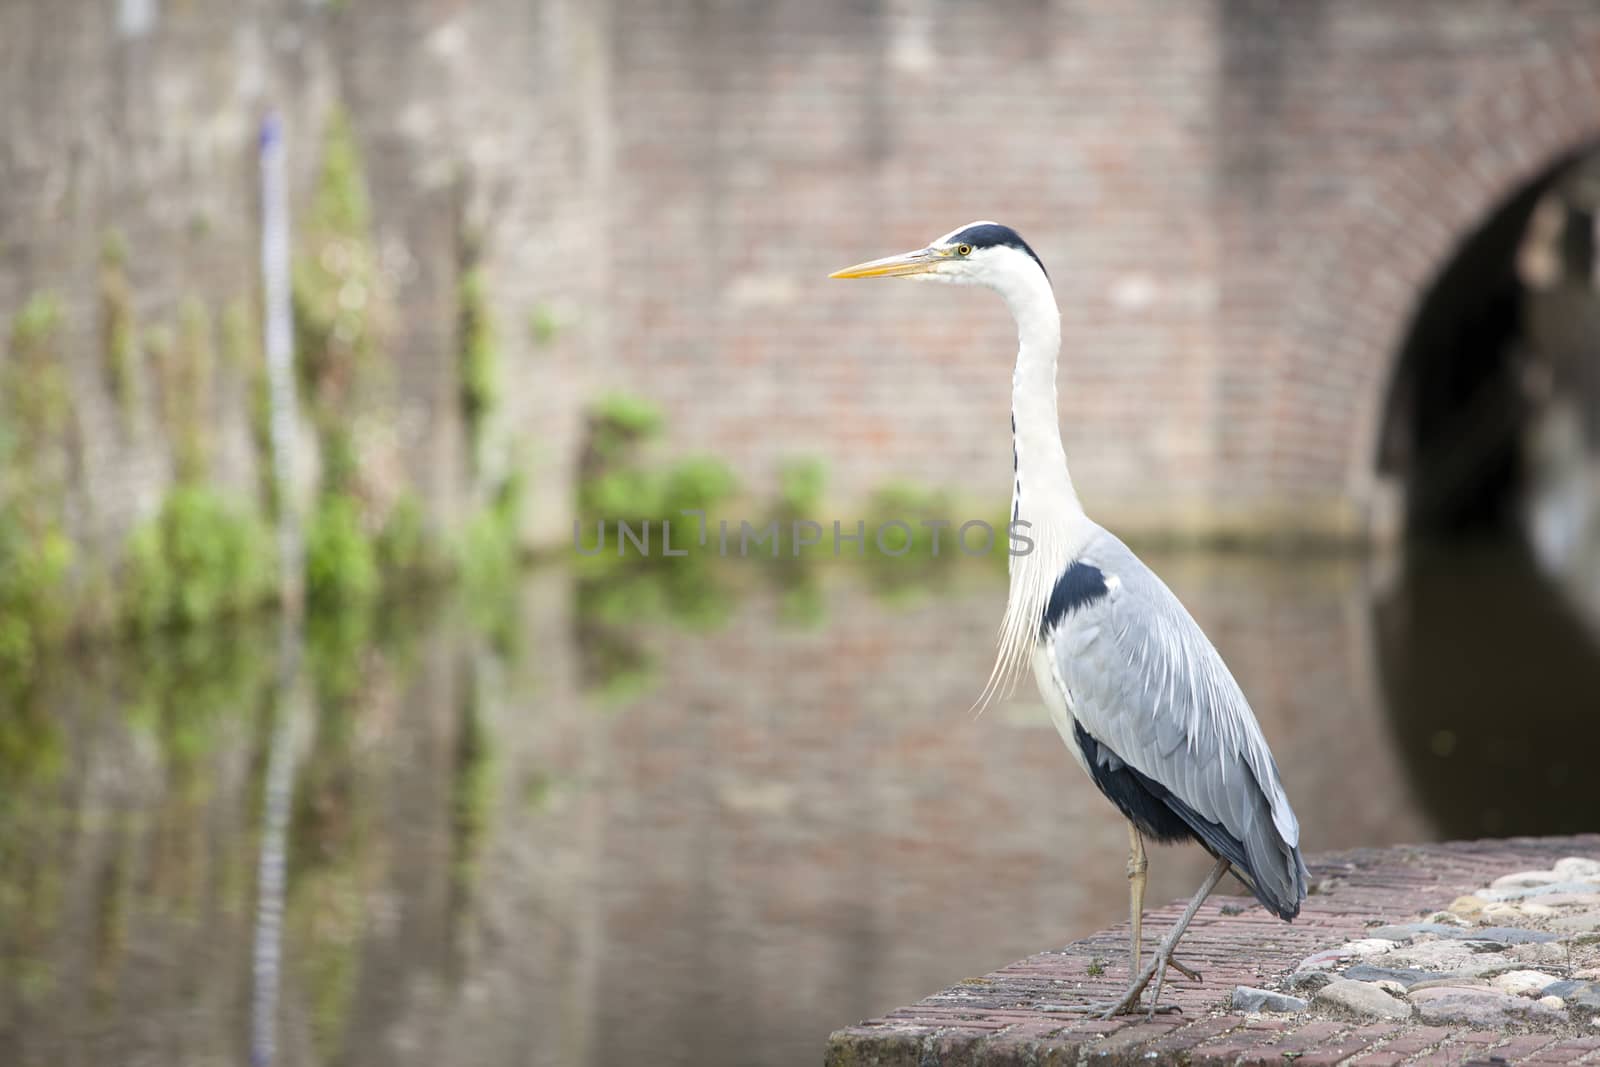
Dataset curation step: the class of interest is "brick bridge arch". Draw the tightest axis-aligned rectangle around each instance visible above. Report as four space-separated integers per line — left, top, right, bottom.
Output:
1266 32 1600 537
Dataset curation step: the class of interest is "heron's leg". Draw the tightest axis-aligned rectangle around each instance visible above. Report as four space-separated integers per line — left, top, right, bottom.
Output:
1101 857 1230 1020
1125 827 1201 983
1039 857 1225 1018
1125 823 1146 977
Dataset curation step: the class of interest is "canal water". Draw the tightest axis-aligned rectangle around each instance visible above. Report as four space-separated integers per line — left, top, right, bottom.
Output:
0 541 1595 1066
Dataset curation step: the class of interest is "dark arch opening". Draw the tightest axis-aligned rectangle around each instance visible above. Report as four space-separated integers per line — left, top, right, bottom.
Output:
1373 145 1600 838
1378 173 1547 536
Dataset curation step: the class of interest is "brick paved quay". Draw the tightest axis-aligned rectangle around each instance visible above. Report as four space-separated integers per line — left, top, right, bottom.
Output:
827 835 1600 1066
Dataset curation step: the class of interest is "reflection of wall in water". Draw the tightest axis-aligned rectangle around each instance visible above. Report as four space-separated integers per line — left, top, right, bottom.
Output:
0 556 1430 1067
1373 539 1600 840
547 557 1429 1067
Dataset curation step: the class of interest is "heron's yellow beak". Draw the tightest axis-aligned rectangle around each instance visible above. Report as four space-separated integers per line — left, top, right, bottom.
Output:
829 247 941 279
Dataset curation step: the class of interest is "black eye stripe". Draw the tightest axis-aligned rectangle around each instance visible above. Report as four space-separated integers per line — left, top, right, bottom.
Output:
945 223 1047 277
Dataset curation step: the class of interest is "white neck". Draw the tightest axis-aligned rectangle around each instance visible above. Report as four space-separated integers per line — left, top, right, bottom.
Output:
976 258 1090 710
1003 268 1084 545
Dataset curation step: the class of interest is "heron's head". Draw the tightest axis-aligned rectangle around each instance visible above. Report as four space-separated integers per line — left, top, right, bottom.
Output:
829 221 1048 290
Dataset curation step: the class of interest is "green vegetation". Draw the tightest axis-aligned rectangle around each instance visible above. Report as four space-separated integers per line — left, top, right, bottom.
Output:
293 107 378 405
122 620 273 776
459 475 523 597
458 232 498 462
306 492 380 607
287 688 367 1061
0 294 76 676
292 107 382 562
856 483 974 604
0 110 992 711
864 482 951 555
0 518 73 678
577 393 738 531
4 294 72 467
457 474 526 655
99 232 140 421
451 679 497 891
375 493 438 580
588 391 663 443
219 299 256 372
529 301 565 347
774 562 827 628
122 487 274 633
224 299 280 513
0 683 66 998
306 602 373 710
774 457 826 521
163 297 216 483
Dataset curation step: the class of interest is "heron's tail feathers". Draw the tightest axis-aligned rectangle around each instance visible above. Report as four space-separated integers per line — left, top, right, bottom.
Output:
1224 842 1310 921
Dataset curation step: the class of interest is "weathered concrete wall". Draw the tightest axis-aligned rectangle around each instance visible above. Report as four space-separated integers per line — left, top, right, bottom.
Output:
4 1 1600 553
0 0 606 552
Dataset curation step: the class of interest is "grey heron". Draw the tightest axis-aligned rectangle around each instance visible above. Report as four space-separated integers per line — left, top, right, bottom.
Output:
831 223 1309 1018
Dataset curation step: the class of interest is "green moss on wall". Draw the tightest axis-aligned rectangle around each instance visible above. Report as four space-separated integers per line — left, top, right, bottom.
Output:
0 518 73 678
0 295 76 675
122 487 275 633
577 393 738 530
293 107 379 427
219 299 256 373
99 232 140 422
162 297 216 484
375 492 444 580
290 106 390 612
775 457 826 520
528 302 565 348
306 493 380 607
458 475 522 596
4 294 72 469
589 392 664 448
457 230 499 463
451 679 497 893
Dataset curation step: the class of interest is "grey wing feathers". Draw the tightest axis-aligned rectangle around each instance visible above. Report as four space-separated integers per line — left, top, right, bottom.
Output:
1050 528 1310 918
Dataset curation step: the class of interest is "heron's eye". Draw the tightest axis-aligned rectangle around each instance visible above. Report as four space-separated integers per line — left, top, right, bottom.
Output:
957 244 972 256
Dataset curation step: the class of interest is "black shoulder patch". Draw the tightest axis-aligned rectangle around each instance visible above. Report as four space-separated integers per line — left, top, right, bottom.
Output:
947 223 1048 277
1039 561 1108 636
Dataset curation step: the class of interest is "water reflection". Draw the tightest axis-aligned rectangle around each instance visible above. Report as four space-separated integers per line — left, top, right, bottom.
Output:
0 545 1591 1066
1375 538 1600 839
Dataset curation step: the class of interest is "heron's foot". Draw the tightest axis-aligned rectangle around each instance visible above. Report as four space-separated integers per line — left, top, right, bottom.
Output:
1166 955 1202 982
1098 941 1198 1019
1038 955 1199 1019
1127 950 1202 983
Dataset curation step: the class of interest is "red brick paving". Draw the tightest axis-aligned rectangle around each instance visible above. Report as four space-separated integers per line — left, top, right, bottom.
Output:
826 835 1600 1066
1523 1036 1600 1065
1482 1034 1559 1061
1346 1027 1460 1066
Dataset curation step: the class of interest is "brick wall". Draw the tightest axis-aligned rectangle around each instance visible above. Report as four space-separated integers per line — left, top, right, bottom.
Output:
606 0 1226 532
3 1 1600 549
603 0 1600 541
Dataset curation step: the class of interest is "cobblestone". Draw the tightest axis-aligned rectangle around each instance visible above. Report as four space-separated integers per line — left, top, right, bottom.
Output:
826 836 1600 1066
